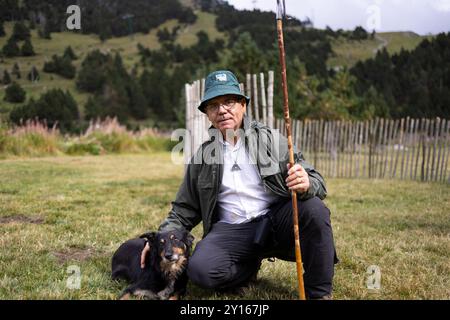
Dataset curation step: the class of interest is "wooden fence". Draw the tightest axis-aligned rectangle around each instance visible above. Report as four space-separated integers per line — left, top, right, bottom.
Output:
275 117 450 182
185 75 449 183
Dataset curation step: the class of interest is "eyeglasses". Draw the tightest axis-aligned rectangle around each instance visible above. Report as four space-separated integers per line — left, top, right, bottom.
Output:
205 98 240 113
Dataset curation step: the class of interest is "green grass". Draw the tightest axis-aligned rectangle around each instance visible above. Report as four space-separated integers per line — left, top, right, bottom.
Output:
0 153 448 299
328 32 433 68
175 11 226 47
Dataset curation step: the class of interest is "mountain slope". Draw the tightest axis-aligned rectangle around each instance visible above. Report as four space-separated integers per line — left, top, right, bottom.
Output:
328 31 432 68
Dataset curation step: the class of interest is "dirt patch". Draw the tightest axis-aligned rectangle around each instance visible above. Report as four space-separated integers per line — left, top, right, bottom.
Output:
52 247 98 264
0 215 44 224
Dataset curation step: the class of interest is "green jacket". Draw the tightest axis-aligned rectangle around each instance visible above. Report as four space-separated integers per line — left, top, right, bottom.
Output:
159 116 327 238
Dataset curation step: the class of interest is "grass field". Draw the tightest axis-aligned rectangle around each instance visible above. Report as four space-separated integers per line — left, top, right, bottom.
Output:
328 32 431 68
0 153 449 299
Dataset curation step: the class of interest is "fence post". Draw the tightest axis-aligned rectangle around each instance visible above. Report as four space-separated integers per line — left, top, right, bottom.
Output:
435 119 446 182
408 119 417 180
421 119 430 181
383 119 393 178
440 120 450 182
430 118 440 181
260 73 267 125
332 120 338 178
399 117 409 179
252 74 259 121
414 119 424 181
267 71 274 129
246 74 252 119
184 83 192 167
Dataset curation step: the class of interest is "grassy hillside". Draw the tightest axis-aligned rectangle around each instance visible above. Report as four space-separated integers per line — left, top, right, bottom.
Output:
328 32 432 68
0 153 448 299
0 12 225 118
0 12 434 121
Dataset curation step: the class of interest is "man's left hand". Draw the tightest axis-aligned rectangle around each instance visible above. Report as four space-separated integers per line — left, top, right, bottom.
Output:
286 163 310 194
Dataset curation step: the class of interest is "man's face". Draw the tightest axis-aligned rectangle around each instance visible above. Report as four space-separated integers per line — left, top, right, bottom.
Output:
204 95 246 136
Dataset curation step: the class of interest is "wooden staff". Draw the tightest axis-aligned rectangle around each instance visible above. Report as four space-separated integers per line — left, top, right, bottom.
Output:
276 0 306 300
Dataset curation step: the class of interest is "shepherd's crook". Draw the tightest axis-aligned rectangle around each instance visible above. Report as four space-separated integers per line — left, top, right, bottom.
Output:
276 0 306 300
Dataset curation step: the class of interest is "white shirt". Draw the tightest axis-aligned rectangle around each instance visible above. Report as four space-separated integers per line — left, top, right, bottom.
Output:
217 136 280 224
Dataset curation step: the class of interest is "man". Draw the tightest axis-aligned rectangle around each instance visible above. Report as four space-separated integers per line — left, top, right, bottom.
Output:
142 70 338 299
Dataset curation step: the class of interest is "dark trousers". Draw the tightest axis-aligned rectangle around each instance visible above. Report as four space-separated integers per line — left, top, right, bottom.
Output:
187 196 338 299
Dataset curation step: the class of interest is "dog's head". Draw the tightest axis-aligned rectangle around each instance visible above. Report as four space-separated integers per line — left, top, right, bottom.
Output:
140 229 194 277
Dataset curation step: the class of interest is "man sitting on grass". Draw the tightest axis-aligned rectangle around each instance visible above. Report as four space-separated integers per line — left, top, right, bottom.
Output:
141 70 338 300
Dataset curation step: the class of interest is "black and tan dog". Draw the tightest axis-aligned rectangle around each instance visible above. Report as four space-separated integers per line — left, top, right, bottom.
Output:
111 229 194 300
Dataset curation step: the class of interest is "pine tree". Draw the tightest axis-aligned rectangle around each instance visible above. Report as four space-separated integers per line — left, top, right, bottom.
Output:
228 32 267 80
12 63 21 79
2 37 20 57
127 79 148 119
76 50 110 93
10 89 79 132
4 82 26 103
0 21 5 37
43 55 76 79
63 46 77 60
59 57 76 79
28 66 40 82
3 70 11 85
38 22 51 40
12 21 31 41
351 26 368 41
84 96 103 120
29 18 36 30
21 38 35 56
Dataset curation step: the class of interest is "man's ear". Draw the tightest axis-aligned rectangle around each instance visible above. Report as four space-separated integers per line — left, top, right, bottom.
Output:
139 232 156 244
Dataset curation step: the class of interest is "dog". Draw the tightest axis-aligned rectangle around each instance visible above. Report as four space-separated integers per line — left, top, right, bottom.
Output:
111 229 194 300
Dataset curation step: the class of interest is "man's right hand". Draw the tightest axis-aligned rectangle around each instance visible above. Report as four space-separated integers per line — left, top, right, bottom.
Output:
140 242 151 269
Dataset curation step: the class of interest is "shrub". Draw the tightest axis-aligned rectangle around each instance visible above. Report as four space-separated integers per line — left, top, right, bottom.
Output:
28 66 40 82
12 22 31 41
21 39 35 56
10 89 79 132
43 55 76 79
63 46 77 60
4 82 26 103
2 37 20 57
0 21 5 37
64 138 103 155
2 70 11 85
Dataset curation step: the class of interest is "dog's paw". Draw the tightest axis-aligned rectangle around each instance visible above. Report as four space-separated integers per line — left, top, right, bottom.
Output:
133 289 160 300
157 290 172 300
169 294 180 300
119 293 131 300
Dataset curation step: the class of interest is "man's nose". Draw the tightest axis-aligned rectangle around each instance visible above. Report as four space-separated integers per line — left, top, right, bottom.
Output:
217 105 228 114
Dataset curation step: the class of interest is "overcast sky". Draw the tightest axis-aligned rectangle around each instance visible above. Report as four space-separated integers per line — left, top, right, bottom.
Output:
226 0 450 35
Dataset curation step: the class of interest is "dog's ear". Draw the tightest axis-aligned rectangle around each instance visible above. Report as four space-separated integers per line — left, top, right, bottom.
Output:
139 231 156 243
184 232 195 247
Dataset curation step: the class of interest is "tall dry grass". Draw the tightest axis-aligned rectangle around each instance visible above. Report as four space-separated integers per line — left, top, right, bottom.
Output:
0 117 176 157
0 119 61 157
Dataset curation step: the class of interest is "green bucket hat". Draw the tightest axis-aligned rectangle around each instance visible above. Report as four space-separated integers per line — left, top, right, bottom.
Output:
198 70 250 113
